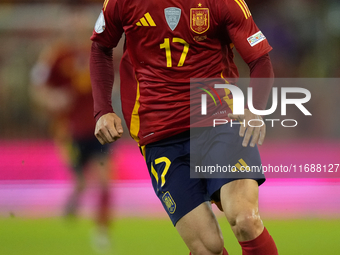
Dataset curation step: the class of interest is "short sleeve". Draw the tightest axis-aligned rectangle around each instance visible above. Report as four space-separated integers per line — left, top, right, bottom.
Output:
90 0 124 49
220 0 272 63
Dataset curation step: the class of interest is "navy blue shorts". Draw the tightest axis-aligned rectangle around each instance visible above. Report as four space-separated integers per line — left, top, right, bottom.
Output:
145 124 265 226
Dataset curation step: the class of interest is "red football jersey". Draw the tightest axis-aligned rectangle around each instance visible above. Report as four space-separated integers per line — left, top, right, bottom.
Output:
36 43 96 140
91 0 272 145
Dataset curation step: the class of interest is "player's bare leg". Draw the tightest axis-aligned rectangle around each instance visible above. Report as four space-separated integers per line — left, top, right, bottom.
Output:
220 179 263 241
90 154 112 252
64 172 86 218
175 202 227 255
93 155 111 231
221 179 278 254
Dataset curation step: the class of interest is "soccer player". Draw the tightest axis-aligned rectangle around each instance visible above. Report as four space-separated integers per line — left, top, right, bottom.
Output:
31 39 113 251
90 0 279 254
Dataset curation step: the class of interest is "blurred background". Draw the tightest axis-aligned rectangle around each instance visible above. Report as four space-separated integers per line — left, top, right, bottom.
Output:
0 0 339 254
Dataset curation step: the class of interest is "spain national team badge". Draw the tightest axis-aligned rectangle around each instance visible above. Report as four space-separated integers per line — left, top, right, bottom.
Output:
162 191 176 214
190 8 209 34
164 7 181 31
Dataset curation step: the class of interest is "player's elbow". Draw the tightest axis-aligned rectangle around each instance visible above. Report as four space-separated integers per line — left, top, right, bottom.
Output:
248 53 274 78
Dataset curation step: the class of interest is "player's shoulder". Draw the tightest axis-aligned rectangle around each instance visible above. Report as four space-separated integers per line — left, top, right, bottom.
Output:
102 0 134 20
101 0 124 15
102 0 130 10
214 0 253 22
102 0 118 11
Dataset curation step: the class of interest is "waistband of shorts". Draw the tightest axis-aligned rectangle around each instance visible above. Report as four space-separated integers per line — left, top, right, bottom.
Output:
146 126 215 147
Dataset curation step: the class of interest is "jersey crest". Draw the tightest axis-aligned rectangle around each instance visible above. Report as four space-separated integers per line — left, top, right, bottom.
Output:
162 191 176 214
164 7 181 31
190 8 209 34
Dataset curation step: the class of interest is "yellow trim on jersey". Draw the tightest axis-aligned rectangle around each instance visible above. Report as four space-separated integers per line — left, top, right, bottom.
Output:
234 0 251 19
130 77 141 143
140 145 146 160
103 0 110 11
238 0 251 17
220 71 230 84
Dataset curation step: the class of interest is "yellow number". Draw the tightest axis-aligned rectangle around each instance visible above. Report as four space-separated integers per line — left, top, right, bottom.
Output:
151 156 171 187
160 38 172 67
160 37 190 67
172 38 189 67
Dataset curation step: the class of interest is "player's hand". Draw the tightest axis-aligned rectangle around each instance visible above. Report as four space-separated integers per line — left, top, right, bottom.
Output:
95 113 123 144
228 109 266 147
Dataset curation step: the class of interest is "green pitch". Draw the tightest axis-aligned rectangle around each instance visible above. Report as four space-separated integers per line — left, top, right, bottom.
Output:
0 217 339 255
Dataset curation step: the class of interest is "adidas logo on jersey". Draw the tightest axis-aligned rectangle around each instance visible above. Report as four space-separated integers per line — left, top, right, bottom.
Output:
136 13 156 26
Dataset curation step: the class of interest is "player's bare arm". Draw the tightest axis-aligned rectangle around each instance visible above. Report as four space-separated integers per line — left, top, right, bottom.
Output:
95 112 123 145
229 53 273 147
228 109 266 147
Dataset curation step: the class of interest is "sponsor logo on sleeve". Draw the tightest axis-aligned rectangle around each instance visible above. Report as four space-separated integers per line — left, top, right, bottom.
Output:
94 10 105 33
247 31 266 47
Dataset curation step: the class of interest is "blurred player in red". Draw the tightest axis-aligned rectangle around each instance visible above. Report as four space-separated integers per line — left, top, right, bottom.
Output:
31 38 113 251
90 0 278 254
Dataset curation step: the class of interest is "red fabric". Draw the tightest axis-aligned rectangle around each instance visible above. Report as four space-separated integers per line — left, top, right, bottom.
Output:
43 44 96 139
90 0 273 145
119 50 137 132
90 42 115 122
239 227 278 255
97 188 110 227
223 248 229 255
248 53 274 110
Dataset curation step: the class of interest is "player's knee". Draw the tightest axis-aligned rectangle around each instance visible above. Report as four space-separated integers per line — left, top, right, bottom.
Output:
205 235 224 255
191 234 224 255
231 210 263 238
